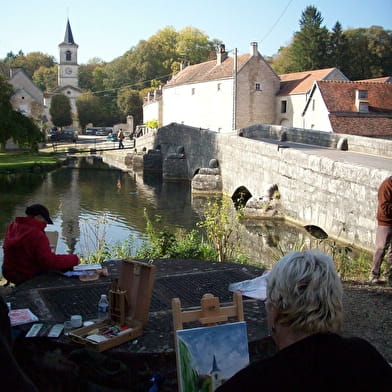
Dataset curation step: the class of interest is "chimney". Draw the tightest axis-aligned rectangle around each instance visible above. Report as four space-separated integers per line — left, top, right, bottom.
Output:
216 44 228 65
250 42 258 56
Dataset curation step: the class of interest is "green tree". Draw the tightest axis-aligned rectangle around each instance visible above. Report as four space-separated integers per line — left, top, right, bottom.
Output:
117 88 143 126
343 26 392 80
11 110 44 152
0 75 15 151
76 92 104 129
177 26 217 65
33 65 57 91
270 44 296 74
197 196 248 263
289 6 330 71
6 51 56 78
49 94 72 128
78 64 99 91
0 74 43 151
328 21 349 70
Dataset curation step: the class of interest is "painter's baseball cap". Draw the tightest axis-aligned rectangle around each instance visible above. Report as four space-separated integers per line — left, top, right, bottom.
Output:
25 204 53 224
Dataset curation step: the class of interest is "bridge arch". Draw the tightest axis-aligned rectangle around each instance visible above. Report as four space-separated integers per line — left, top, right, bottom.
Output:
231 186 252 209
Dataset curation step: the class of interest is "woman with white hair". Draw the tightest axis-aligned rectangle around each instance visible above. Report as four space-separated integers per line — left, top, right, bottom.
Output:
217 250 391 391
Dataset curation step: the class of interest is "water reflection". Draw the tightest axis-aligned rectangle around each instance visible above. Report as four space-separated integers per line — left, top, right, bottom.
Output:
0 158 201 263
0 157 368 269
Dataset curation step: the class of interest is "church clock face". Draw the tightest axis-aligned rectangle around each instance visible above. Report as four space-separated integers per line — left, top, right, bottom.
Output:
65 67 73 75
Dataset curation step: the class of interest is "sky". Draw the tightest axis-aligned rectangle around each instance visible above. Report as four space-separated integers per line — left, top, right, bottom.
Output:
1 0 391 65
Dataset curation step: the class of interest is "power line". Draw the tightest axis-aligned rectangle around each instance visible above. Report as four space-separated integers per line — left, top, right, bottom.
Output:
260 0 294 46
81 72 173 97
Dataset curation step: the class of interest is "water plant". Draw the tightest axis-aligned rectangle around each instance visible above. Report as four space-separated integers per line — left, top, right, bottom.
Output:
197 196 248 263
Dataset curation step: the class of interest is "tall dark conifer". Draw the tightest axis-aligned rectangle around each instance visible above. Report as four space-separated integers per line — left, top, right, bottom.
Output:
328 22 349 69
289 6 330 71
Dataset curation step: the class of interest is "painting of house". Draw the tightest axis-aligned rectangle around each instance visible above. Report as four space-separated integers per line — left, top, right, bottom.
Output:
153 42 280 132
175 321 249 391
302 80 392 138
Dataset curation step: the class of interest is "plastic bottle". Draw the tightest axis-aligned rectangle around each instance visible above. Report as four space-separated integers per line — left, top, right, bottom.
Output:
97 294 109 321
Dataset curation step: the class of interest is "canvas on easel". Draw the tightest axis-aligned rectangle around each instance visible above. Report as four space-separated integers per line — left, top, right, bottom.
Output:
176 321 249 391
172 292 249 391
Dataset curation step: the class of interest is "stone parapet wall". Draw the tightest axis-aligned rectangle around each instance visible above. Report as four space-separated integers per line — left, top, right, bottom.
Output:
241 123 392 157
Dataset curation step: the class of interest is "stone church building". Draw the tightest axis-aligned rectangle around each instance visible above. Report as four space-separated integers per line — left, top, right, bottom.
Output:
43 19 83 129
8 19 82 137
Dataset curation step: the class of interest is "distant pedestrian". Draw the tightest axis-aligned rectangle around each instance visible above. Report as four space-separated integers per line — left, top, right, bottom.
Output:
369 175 392 285
118 129 125 149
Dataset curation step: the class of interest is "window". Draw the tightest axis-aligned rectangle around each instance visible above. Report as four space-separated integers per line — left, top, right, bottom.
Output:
312 99 315 111
66 50 72 61
191 88 195 95
281 100 287 113
217 83 221 91
358 90 368 99
359 102 369 113
255 83 261 91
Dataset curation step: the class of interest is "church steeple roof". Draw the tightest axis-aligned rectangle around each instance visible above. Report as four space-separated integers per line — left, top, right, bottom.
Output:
62 19 76 45
210 355 221 373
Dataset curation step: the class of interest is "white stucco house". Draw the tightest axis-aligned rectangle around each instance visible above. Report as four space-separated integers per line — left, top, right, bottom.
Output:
144 42 281 132
276 68 349 128
143 45 353 134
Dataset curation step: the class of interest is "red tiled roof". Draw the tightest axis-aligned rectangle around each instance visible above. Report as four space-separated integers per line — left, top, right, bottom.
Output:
165 54 251 87
278 68 338 95
317 80 392 113
316 80 392 137
329 115 392 137
354 76 392 83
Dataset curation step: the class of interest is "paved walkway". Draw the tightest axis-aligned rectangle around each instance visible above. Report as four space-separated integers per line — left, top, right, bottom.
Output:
259 138 392 171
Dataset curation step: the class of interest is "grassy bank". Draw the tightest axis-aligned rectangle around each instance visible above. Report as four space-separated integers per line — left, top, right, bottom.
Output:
0 152 61 174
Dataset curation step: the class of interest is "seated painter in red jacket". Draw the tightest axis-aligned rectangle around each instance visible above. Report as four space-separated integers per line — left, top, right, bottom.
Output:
2 204 79 285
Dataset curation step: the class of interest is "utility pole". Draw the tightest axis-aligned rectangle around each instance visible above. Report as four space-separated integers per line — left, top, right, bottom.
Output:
232 48 237 131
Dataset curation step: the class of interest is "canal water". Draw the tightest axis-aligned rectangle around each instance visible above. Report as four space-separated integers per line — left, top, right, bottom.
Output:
0 156 360 270
0 157 203 265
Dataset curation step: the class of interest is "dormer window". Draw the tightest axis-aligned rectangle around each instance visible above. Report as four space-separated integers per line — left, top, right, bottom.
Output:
359 102 369 113
355 89 369 112
358 90 368 100
66 50 72 61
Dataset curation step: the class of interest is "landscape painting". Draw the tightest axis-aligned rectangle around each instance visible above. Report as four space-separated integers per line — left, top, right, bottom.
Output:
175 321 249 391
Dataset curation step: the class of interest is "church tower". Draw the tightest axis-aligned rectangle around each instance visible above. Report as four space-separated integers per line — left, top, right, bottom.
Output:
58 19 79 88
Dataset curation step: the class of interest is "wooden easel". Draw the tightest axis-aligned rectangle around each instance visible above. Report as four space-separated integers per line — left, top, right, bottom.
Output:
172 292 244 330
172 292 245 391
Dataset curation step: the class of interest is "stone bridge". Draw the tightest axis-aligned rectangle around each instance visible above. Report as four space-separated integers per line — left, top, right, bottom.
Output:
102 123 392 252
